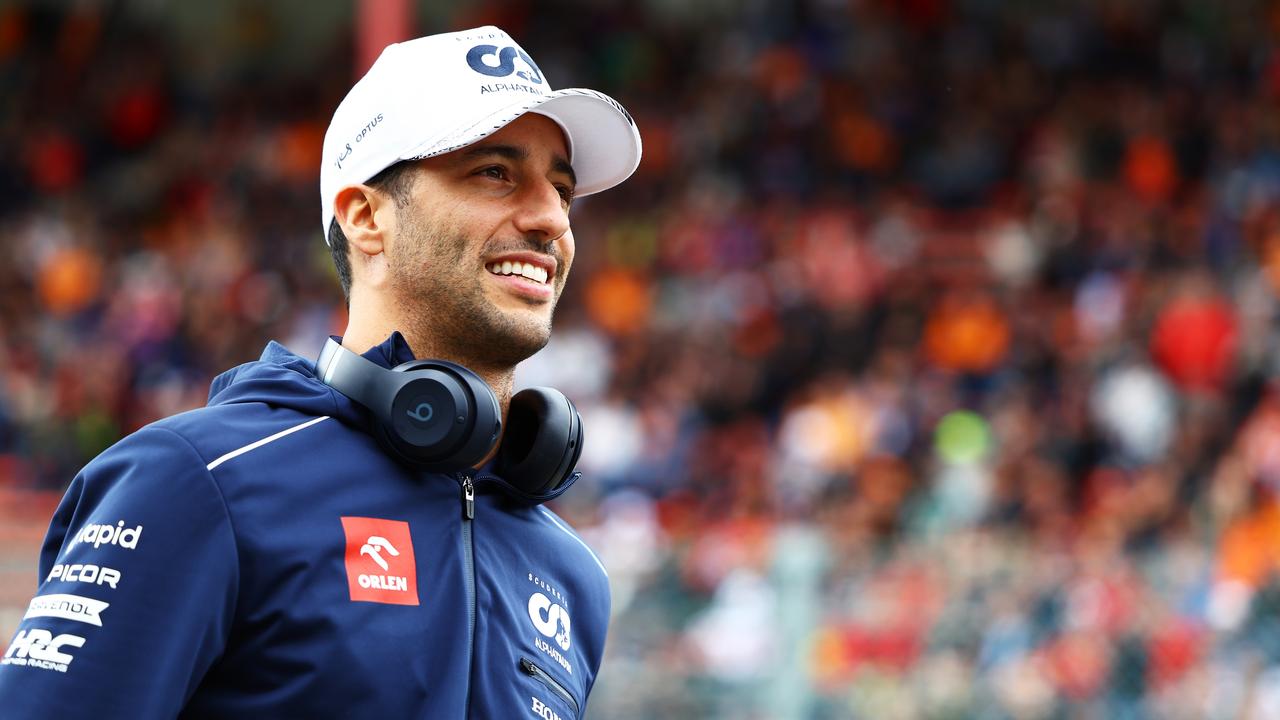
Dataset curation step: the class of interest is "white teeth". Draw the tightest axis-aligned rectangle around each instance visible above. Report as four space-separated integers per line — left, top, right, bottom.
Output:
486 261 549 284
518 263 543 283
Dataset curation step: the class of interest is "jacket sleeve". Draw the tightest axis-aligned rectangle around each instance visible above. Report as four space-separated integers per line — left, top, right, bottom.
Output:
0 426 239 718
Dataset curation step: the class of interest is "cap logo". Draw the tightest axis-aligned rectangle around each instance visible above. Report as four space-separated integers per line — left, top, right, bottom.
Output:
465 44 545 85
333 112 385 171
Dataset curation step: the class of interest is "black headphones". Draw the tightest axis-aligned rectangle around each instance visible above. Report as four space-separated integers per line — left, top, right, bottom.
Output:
316 337 582 496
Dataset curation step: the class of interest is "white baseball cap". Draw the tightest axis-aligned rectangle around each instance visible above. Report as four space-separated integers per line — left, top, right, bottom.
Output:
320 25 642 239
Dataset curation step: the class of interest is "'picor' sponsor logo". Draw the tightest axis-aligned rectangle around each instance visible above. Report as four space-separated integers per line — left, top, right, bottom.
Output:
67 521 143 551
2 628 86 673
341 517 418 606
47 563 122 589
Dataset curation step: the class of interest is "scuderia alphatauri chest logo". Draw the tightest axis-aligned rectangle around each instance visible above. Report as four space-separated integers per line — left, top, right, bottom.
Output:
340 517 419 606
527 573 573 674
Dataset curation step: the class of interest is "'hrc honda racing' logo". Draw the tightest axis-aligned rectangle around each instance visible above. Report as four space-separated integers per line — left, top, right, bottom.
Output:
341 517 418 606
2 628 85 673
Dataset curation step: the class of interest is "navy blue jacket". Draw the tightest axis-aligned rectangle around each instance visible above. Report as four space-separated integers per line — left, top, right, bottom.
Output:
0 336 609 719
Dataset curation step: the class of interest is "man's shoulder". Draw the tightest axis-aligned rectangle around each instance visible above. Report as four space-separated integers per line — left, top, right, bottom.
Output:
88 401 341 483
151 402 346 475
523 505 611 595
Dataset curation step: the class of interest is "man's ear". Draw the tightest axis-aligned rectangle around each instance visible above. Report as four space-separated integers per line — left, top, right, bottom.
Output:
334 184 395 259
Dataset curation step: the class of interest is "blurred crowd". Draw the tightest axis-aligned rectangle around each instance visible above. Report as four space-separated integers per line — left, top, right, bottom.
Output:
4 0 1280 717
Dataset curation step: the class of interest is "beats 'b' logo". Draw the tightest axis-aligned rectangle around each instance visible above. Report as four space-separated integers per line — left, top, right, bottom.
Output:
407 403 433 423
466 45 545 85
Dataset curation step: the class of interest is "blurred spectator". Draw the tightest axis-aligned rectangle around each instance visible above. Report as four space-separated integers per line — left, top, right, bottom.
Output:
5 1 1280 717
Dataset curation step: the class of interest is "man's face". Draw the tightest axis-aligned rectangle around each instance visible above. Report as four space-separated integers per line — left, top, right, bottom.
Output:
385 113 576 367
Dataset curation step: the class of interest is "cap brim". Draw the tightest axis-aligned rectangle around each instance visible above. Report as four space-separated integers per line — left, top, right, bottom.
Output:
529 90 642 196
402 88 642 198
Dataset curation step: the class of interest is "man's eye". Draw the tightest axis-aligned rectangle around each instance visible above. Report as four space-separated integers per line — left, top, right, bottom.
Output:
557 185 576 205
478 166 508 180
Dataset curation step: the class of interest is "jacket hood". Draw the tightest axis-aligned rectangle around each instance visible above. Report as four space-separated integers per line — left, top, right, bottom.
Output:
205 332 578 503
206 332 416 424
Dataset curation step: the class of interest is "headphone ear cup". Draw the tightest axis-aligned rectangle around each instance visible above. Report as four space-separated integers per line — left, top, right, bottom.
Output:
495 387 582 495
381 359 502 472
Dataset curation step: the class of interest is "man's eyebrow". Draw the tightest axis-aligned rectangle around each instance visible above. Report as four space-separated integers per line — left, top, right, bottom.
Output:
462 143 577 187
462 144 526 163
552 157 577 188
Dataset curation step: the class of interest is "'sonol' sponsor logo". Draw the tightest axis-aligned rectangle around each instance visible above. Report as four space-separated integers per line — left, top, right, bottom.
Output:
23 594 109 627
340 517 418 606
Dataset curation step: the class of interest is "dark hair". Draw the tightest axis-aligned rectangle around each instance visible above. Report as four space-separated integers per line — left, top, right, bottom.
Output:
328 161 417 302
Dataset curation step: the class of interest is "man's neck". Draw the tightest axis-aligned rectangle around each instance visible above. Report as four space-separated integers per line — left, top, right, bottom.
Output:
340 310 516 414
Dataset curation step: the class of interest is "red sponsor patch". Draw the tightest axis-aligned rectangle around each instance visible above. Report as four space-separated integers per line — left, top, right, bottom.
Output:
340 517 419 605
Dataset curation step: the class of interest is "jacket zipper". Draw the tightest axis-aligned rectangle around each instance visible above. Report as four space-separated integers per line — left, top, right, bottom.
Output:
470 470 583 504
520 656 580 718
460 472 476 715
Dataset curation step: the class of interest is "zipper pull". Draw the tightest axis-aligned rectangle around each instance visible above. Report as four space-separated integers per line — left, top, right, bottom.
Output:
461 473 475 520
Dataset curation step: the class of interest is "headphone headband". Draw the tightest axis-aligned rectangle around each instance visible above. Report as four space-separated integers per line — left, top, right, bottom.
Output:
315 336 581 495
317 337 387 407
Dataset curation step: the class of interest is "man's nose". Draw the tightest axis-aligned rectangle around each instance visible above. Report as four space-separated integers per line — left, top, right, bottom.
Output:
512 181 571 244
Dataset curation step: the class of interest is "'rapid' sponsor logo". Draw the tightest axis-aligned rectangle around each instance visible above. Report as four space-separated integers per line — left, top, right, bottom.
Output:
2 628 85 673
23 594 109 627
340 517 419 606
67 521 143 551
47 563 121 589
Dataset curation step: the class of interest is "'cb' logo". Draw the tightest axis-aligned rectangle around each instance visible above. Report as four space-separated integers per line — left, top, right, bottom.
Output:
466 45 545 85
528 592 571 651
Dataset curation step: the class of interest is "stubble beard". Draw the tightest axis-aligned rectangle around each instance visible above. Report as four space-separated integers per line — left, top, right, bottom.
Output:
388 213 557 369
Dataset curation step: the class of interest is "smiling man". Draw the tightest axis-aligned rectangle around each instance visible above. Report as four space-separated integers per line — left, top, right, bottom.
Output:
0 26 640 718
339 113 579 388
